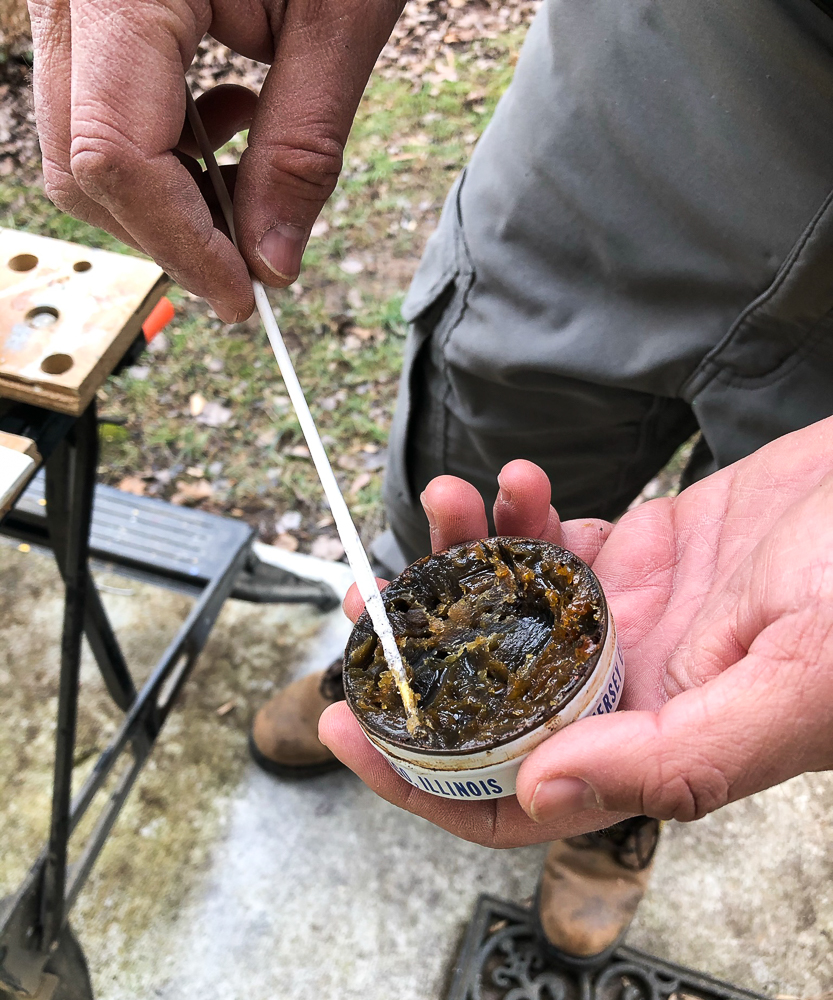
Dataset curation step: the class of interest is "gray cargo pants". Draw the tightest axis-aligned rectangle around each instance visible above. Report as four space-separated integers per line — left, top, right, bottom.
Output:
378 0 833 570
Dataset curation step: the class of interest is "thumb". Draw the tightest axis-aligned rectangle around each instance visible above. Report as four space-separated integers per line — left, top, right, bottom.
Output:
234 0 405 286
515 642 831 824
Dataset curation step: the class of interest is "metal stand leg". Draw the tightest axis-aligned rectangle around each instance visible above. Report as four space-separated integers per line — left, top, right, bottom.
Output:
40 404 98 950
0 404 102 998
0 398 253 998
44 404 136 712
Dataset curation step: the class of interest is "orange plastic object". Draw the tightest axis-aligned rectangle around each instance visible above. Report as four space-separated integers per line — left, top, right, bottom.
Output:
142 296 175 342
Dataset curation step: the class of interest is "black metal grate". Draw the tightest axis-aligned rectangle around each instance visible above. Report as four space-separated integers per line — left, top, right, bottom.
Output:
446 895 771 1000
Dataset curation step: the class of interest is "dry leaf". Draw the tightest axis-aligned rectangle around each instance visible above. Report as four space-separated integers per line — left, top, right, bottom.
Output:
147 332 168 354
288 444 311 458
189 392 206 417
339 258 364 275
171 479 214 505
255 429 278 448
197 401 233 426
320 389 347 411
118 476 146 496
350 472 372 496
186 466 204 478
272 532 299 552
362 450 387 471
276 510 302 532
311 536 346 561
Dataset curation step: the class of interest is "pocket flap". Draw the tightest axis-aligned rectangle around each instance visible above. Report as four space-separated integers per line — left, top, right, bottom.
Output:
401 214 459 323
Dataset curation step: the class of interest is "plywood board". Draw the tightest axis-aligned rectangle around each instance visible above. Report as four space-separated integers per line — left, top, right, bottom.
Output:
0 229 167 415
0 429 40 461
0 440 38 519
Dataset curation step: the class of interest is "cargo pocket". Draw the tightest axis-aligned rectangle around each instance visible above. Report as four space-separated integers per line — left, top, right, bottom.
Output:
680 187 833 466
384 173 476 524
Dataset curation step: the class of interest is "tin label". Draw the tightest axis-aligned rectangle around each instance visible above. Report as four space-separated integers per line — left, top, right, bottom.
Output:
588 639 625 717
381 635 625 800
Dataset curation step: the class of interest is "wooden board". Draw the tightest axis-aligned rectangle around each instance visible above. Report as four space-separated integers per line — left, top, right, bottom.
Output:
0 429 40 461
0 433 40 519
0 228 167 415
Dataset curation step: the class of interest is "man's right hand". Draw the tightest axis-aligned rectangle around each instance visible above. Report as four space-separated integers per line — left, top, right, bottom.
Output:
28 0 405 321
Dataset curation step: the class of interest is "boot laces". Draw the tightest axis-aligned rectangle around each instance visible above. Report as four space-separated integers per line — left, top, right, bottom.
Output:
567 816 660 871
319 656 347 702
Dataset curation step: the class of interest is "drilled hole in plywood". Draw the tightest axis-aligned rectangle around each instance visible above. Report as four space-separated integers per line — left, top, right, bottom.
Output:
8 253 38 272
40 353 74 375
25 305 59 328
73 261 92 272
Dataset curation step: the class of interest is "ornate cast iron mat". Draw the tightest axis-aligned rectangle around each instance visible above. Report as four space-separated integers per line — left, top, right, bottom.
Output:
445 895 771 1000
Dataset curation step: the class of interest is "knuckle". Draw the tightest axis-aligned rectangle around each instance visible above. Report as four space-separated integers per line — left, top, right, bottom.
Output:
641 749 730 822
69 132 141 202
253 137 343 199
42 162 86 217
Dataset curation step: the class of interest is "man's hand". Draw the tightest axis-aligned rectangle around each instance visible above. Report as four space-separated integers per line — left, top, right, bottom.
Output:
28 0 404 321
319 419 833 848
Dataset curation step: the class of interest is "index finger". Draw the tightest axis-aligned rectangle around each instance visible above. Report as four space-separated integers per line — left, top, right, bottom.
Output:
68 0 253 320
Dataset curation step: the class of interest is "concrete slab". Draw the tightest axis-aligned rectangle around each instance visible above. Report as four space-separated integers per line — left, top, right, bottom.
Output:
1 538 831 999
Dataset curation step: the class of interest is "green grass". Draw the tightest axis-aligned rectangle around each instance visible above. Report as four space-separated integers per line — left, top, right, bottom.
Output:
2 31 527 549
0 183 134 252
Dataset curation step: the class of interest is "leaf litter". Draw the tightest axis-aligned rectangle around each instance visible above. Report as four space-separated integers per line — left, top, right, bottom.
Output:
1 0 540 554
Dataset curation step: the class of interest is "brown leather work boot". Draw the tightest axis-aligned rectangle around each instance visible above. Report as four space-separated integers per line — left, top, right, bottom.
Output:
249 658 346 778
535 816 661 968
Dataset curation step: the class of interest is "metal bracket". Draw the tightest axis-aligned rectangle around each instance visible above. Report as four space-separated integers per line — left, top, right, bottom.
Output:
445 895 771 1000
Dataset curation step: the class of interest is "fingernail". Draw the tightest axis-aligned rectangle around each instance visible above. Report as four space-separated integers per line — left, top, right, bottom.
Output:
421 491 441 547
496 474 512 505
529 777 599 823
257 223 308 281
210 300 240 324
420 491 437 530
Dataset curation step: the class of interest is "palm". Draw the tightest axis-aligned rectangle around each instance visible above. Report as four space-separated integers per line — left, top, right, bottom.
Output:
320 420 833 847
594 455 786 714
596 431 833 711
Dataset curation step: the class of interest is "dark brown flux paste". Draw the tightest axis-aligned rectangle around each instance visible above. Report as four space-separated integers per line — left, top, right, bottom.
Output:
344 537 605 752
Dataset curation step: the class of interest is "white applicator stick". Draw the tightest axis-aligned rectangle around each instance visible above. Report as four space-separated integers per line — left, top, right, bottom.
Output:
184 88 423 733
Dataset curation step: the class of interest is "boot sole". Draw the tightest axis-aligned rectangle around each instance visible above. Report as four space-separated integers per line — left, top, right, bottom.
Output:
531 882 625 971
248 730 345 779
